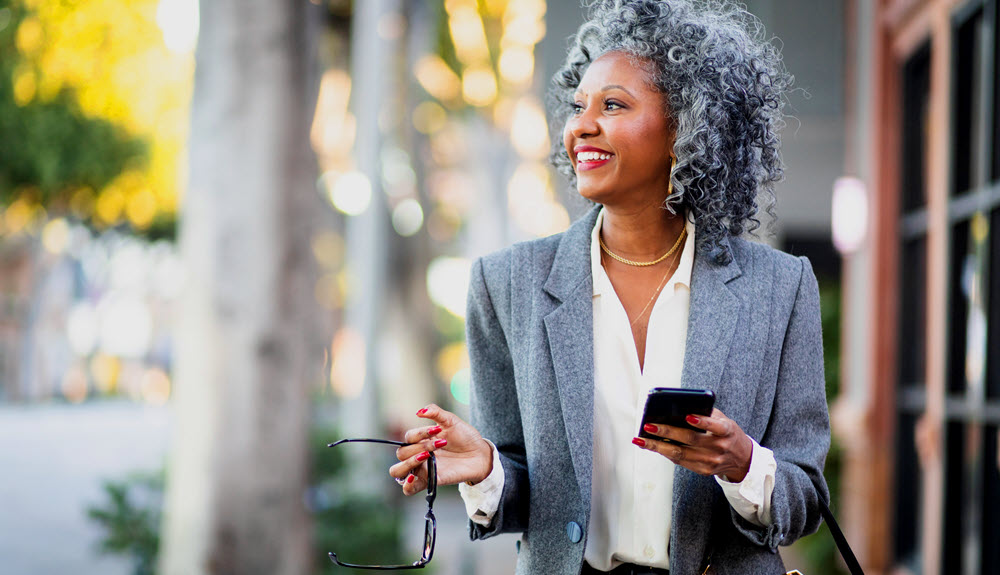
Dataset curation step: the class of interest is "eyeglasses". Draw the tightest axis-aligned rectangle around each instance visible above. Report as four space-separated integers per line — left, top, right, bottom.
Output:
325 438 437 570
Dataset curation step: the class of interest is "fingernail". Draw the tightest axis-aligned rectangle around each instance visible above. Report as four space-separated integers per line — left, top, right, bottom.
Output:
416 451 430 462
643 423 657 434
416 408 428 416
686 415 700 425
428 425 442 435
407 474 415 484
434 439 448 448
632 437 646 448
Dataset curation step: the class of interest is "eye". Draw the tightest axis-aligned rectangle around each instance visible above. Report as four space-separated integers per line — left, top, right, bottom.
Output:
571 102 584 115
605 99 624 111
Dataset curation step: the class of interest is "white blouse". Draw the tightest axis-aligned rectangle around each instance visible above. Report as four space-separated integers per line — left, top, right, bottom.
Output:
460 209 776 571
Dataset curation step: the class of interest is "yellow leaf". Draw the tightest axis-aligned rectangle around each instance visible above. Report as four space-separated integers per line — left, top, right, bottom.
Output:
12 67 36 106
126 188 157 229
15 16 43 55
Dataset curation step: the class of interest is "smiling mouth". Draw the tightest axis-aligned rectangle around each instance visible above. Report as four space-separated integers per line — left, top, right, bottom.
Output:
576 151 614 171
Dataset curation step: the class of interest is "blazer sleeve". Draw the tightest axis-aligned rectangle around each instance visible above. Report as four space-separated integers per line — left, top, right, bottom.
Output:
729 255 830 550
466 256 530 540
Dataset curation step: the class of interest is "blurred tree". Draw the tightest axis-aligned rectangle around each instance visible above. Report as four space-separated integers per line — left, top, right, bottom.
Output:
157 1 329 574
0 0 194 239
0 0 146 230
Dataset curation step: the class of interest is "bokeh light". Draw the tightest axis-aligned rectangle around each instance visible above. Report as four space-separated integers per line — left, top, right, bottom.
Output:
415 55 461 103
139 367 171 406
392 199 424 237
450 368 471 404
97 293 153 359
506 162 569 237
61 365 89 404
412 101 448 134
311 231 345 270
435 341 469 383
499 46 535 86
311 69 355 161
511 97 549 159
445 1 491 67
327 171 373 216
831 176 867 255
330 328 366 399
156 0 199 55
67 302 100 357
462 65 498 107
426 257 471 318
41 218 70 254
89 353 121 395
381 147 417 198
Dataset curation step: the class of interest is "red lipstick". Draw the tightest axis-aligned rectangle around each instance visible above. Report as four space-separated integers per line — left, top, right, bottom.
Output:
573 145 614 172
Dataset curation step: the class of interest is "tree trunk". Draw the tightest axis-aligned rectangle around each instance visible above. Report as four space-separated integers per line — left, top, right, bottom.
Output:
159 2 324 574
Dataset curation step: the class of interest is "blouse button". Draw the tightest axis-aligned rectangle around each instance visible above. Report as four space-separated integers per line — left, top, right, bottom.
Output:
643 481 655 492
644 545 655 559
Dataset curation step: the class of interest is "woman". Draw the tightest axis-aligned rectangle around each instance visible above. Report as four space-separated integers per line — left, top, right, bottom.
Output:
390 1 829 573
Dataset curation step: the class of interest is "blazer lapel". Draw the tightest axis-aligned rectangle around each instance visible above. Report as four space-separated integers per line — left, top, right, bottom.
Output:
672 240 744 573
542 206 600 506
680 240 743 399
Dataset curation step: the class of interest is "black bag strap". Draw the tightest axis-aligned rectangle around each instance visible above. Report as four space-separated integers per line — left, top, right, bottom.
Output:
818 496 864 575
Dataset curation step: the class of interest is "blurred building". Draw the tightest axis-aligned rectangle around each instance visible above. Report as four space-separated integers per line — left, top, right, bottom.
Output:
838 0 1000 574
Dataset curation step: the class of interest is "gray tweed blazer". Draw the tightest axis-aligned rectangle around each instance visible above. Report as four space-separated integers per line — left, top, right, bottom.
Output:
465 206 830 575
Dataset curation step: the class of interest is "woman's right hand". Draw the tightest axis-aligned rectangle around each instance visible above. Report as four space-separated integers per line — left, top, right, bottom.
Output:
390 403 494 496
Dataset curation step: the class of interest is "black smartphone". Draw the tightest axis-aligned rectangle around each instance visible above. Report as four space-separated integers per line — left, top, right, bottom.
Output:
638 388 716 443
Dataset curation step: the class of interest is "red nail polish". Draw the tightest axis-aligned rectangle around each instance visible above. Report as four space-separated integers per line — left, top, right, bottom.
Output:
428 425 442 435
416 408 428 416
407 474 415 484
632 437 646 448
416 451 430 462
434 439 447 448
686 415 700 425
643 423 657 434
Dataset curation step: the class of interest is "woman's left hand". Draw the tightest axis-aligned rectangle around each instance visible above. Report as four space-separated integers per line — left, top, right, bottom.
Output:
633 408 754 482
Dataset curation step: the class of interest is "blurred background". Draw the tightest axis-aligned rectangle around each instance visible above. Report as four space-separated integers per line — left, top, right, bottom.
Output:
0 0 998 574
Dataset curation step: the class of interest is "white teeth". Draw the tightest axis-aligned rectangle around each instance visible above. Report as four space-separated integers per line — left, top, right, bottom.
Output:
577 152 612 162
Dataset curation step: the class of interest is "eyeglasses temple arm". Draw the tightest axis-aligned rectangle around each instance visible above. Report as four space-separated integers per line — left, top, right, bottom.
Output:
326 438 409 448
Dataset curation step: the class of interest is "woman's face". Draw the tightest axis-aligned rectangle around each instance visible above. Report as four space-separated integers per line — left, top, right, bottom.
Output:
563 51 675 208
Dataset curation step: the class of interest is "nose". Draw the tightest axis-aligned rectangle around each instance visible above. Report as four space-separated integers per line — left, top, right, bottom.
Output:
566 106 600 140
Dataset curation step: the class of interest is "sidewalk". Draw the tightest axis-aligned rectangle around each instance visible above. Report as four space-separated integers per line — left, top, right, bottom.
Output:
0 401 171 575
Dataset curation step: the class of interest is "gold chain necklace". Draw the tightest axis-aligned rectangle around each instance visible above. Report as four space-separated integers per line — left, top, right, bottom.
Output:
626 238 685 328
599 226 687 267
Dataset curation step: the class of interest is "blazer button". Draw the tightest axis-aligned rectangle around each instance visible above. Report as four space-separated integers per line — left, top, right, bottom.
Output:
566 521 583 543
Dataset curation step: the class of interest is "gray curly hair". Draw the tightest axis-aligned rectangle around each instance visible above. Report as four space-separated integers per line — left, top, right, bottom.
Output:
549 0 792 264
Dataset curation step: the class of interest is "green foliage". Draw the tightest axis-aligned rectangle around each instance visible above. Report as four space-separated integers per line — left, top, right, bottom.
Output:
0 88 148 203
85 471 163 575
819 279 842 402
0 0 148 223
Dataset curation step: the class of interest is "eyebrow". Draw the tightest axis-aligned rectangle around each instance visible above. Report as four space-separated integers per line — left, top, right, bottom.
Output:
574 84 636 98
601 84 634 96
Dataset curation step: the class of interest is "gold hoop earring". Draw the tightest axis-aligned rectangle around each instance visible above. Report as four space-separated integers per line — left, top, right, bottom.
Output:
667 156 676 197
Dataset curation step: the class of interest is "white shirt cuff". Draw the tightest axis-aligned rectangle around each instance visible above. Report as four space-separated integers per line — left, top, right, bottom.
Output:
458 439 504 526
715 437 776 527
